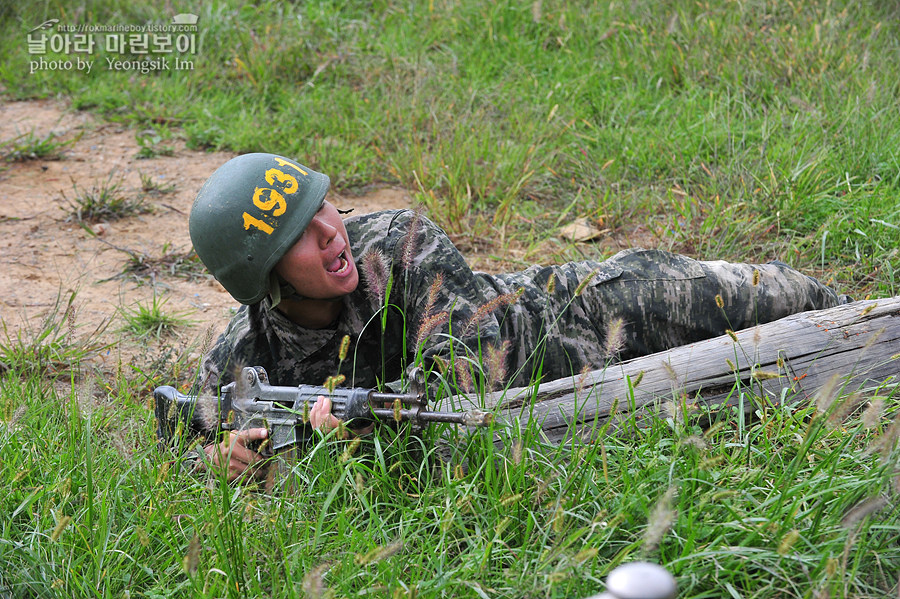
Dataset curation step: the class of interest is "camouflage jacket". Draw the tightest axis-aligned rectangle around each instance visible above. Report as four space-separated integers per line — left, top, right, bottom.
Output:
198 210 842 396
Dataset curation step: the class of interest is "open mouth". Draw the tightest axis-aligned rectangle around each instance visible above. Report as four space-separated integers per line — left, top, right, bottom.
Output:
326 250 351 275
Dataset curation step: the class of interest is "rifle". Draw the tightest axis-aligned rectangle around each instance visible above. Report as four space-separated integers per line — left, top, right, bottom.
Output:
154 366 493 453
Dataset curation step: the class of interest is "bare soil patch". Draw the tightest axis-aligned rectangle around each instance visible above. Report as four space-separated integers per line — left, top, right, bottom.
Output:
0 100 412 371
0 99 656 378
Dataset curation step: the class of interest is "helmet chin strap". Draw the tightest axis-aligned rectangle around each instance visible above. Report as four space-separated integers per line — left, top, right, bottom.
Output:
267 271 305 308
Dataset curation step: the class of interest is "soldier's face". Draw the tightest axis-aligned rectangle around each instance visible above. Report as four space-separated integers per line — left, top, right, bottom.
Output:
275 201 359 299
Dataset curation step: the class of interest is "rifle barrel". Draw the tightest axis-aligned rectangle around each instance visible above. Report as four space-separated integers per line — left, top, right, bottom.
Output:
369 407 493 426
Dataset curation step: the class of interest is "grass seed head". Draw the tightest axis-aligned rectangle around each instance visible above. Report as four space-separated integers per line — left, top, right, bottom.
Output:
752 269 760 286
643 486 677 552
416 311 448 348
575 546 599 563
356 541 404 566
678 435 708 451
196 394 222 433
65 302 77 345
135 526 150 547
425 273 444 315
873 414 900 460
182 532 201 576
841 496 888 530
200 324 216 357
50 513 72 542
511 439 523 466
531 0 542 22
827 392 861 428
630 370 644 388
700 455 726 470
7 404 27 431
662 360 678 383
454 359 474 393
777 529 800 555
862 325 884 350
545 272 556 295
302 563 331 599
361 250 390 306
494 516 512 536
815 373 841 414
485 340 510 391
400 211 422 271
500 493 522 507
464 289 523 334
323 374 345 393
576 364 592 396
604 317 626 358
551 503 566 533
341 437 362 462
715 294 725 309
861 396 884 429
338 335 350 361
751 369 781 380
574 269 599 296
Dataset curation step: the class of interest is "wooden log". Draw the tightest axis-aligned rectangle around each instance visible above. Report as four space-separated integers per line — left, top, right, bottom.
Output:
437 298 900 444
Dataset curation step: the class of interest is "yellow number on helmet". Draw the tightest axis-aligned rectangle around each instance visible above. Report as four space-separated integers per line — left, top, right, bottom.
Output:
265 168 299 195
252 187 287 216
273 157 308 177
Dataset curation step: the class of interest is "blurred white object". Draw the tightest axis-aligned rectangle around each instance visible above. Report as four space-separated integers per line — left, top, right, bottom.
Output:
586 562 677 599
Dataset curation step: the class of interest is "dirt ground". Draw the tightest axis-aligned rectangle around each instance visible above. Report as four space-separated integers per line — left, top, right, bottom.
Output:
0 99 414 371
0 99 652 377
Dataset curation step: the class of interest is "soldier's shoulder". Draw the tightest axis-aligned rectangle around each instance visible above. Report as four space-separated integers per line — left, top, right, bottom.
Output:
215 303 269 348
345 209 418 232
347 209 426 254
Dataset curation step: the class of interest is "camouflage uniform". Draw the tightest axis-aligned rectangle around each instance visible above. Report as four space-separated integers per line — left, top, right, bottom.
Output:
198 210 843 395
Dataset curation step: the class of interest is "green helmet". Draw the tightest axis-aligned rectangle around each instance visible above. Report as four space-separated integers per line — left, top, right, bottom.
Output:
189 153 330 304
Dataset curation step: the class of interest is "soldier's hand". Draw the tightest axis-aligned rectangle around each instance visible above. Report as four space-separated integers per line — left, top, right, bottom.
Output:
309 396 374 437
309 395 345 435
203 427 269 482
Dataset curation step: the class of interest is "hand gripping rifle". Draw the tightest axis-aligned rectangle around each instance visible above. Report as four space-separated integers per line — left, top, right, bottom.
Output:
154 366 492 453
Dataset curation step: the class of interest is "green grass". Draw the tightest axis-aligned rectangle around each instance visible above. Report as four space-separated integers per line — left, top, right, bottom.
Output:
1 355 898 598
2 1 900 597
0 291 110 379
2 0 899 295
119 294 195 340
1 129 76 162
139 171 176 195
63 173 151 223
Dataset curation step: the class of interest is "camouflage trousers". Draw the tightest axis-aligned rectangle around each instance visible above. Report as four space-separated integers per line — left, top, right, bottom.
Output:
577 249 844 361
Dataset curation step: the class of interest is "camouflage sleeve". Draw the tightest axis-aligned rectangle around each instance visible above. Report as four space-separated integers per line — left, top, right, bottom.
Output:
387 212 509 392
196 328 236 396
195 305 265 395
